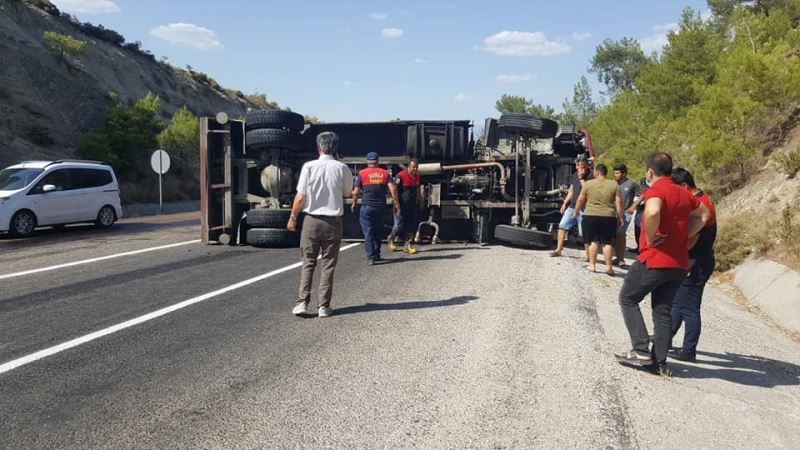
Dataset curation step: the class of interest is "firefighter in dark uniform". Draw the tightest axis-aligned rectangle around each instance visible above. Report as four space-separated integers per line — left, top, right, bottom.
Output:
389 159 424 254
352 152 399 265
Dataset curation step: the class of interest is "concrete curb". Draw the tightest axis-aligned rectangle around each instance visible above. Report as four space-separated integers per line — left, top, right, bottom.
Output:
734 257 800 334
122 201 199 218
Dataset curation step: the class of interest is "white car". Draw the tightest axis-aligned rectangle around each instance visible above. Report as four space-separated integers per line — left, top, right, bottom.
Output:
0 160 123 237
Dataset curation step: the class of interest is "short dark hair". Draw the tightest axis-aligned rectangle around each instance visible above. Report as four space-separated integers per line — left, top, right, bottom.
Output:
671 167 697 189
613 163 627 173
408 158 419 166
645 152 673 176
595 163 608 176
316 131 340 155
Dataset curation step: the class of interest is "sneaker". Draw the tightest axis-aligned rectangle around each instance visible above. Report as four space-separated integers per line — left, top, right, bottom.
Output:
668 348 697 362
292 302 310 316
318 306 332 318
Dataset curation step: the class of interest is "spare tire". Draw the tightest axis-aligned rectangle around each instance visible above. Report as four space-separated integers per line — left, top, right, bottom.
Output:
494 224 554 250
245 109 305 132
246 208 297 228
498 114 559 138
246 228 300 248
246 128 303 151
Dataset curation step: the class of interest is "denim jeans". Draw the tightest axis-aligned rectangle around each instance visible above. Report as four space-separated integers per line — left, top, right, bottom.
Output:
619 261 687 364
359 205 384 261
671 256 715 354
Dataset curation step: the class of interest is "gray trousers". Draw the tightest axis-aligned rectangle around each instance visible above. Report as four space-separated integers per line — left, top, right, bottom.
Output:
297 214 343 308
619 261 686 365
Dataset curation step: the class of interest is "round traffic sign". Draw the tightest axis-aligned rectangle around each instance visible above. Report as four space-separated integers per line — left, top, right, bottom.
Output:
150 150 171 175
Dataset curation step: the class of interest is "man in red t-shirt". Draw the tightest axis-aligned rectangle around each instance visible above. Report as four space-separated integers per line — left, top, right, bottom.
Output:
669 168 717 362
614 153 710 376
390 159 424 254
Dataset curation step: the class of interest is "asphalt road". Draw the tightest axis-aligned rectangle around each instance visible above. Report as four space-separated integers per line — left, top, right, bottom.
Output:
1 213 798 449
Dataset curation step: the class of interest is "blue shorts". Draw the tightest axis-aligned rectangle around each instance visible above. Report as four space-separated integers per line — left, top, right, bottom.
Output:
617 212 633 236
558 207 583 236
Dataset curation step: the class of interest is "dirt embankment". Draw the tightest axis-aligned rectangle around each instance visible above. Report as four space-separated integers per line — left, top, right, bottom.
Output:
0 0 255 169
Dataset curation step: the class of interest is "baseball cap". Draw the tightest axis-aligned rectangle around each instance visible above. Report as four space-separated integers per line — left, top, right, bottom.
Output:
366 152 379 161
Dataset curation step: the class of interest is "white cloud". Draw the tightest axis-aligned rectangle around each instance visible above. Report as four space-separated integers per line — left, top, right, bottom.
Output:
570 31 592 41
453 93 470 101
495 74 536 83
51 0 119 14
370 12 388 20
413 58 429 64
482 31 570 57
639 23 679 53
381 28 404 39
149 23 223 52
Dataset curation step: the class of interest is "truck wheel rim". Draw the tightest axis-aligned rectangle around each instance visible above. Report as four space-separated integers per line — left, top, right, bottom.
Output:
99 208 114 226
15 213 34 234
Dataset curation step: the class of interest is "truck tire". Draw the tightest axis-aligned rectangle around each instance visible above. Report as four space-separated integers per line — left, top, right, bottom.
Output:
245 109 305 132
494 224 554 250
246 228 300 248
246 208 296 228
498 114 559 138
246 128 303 151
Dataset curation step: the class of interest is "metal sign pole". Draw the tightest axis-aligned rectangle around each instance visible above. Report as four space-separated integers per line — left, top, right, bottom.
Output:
159 153 163 215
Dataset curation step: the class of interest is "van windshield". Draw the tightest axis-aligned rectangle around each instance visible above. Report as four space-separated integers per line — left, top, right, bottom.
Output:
0 168 44 191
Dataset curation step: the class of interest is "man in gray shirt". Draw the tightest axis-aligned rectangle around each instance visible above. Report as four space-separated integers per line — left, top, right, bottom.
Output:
613 163 640 268
287 131 353 318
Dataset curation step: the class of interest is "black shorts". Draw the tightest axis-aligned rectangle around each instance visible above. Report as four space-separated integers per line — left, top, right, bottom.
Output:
582 215 617 246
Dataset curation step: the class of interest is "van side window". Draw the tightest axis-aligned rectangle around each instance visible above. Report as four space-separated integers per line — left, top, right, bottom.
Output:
72 168 113 189
29 169 71 194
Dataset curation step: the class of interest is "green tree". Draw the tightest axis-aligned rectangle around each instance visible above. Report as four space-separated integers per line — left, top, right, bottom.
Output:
42 31 86 60
79 92 164 181
561 75 598 128
495 94 531 114
589 37 650 95
158 107 199 176
495 94 557 119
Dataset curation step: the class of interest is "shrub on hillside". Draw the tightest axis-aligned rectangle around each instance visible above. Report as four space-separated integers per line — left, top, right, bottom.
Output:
24 125 53 147
715 215 772 272
42 31 86 59
773 149 800 178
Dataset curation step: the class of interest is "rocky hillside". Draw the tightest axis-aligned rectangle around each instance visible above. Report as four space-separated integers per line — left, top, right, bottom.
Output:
0 0 259 169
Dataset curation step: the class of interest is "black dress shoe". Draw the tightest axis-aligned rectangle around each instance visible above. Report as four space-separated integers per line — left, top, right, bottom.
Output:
668 348 696 362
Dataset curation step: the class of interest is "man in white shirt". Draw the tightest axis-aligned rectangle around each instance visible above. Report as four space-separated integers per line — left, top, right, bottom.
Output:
287 131 353 318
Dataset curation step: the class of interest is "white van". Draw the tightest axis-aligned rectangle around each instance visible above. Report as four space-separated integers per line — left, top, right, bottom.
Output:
0 160 123 236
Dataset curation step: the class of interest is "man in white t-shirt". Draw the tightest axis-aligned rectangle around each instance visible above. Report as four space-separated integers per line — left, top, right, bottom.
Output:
287 131 353 318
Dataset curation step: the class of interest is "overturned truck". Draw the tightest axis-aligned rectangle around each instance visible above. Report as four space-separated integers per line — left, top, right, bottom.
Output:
199 110 593 248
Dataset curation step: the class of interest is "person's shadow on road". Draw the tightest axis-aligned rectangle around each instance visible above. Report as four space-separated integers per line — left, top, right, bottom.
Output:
333 295 479 316
670 350 800 388
377 254 463 264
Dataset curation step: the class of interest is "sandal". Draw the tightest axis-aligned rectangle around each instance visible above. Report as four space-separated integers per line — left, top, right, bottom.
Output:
614 350 652 364
618 261 628 269
549 251 561 257
605 269 616 277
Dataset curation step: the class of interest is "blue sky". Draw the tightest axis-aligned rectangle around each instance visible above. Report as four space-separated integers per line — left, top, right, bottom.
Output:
53 0 708 123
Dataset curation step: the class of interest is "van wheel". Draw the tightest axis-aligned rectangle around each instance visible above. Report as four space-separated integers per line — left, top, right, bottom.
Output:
96 206 116 228
10 210 37 237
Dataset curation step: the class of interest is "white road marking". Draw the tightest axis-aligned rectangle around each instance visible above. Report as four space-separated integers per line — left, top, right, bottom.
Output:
0 243 360 375
0 240 201 280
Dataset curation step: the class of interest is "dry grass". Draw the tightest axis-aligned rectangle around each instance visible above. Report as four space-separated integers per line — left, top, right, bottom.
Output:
716 206 800 272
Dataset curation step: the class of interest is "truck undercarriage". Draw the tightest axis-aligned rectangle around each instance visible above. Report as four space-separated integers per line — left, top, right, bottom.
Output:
199 111 593 249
